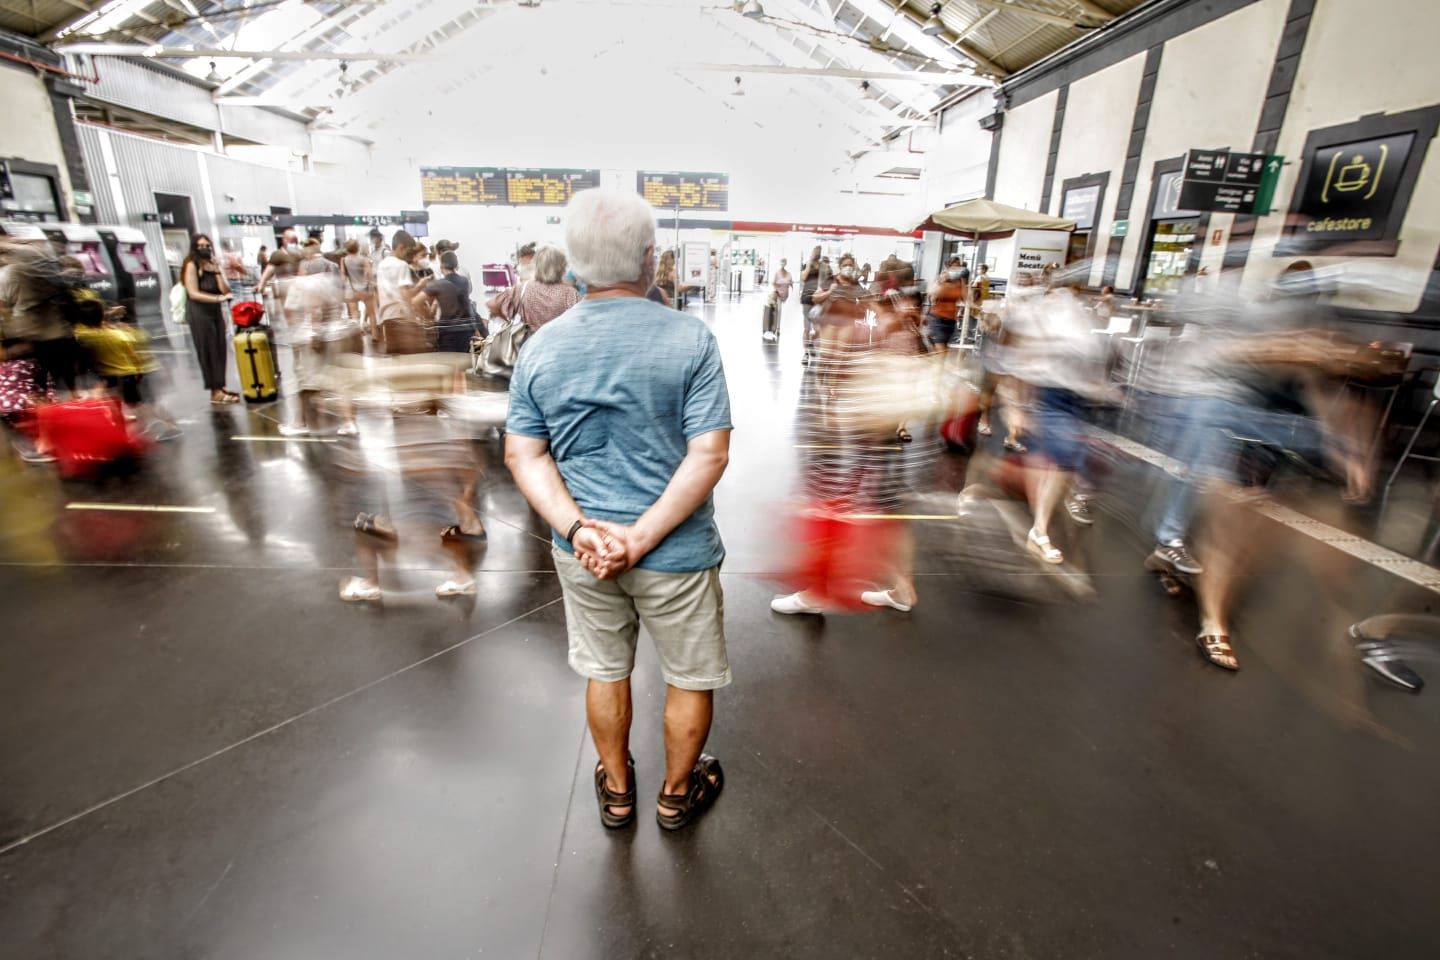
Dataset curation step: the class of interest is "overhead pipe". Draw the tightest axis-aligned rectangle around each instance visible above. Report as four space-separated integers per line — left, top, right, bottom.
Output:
0 48 99 84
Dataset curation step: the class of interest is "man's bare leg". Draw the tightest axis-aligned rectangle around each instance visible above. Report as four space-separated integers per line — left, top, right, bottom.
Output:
587 678 633 817
659 686 714 811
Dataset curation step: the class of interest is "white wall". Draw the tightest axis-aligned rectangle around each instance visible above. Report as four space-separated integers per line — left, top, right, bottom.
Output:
922 92 994 213
991 89 1057 216
1048 51 1146 286
1115 0 1288 289
0 65 75 219
1242 0 1440 313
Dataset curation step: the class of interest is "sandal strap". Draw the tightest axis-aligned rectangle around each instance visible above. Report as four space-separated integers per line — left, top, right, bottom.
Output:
594 758 636 807
657 755 720 815
1199 634 1234 653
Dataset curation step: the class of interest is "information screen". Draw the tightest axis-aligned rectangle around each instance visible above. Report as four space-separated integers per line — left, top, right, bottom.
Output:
505 169 600 206
638 171 729 211
421 167 599 206
420 167 506 205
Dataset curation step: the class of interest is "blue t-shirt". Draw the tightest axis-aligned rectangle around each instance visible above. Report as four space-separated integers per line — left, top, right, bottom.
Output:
506 296 732 572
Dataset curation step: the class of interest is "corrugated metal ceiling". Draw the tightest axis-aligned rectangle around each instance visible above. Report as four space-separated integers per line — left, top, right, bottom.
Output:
5 0 1155 125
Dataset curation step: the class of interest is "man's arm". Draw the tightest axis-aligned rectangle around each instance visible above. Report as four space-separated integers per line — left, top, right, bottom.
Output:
587 429 730 573
504 434 585 534
504 433 621 573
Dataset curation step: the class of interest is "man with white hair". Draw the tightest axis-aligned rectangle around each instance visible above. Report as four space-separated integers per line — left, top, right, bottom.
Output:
505 188 732 832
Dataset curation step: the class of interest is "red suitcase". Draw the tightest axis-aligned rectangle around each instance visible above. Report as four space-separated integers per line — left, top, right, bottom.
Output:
37 398 148 478
940 410 979 452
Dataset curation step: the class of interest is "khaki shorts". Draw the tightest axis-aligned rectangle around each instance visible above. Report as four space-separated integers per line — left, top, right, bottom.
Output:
552 548 730 691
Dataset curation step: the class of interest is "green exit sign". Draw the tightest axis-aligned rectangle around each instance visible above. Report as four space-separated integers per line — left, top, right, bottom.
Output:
1111 219 1129 237
1251 155 1284 214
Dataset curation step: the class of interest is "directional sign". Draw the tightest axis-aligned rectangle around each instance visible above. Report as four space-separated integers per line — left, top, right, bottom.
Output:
1179 149 1283 214
227 213 273 226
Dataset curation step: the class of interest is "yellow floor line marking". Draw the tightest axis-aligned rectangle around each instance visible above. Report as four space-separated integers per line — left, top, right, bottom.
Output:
65 503 216 514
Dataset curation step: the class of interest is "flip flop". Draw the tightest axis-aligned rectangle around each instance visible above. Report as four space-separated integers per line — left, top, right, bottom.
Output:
441 523 488 543
353 512 398 542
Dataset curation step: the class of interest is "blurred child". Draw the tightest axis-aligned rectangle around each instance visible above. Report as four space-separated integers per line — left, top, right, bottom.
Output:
72 298 181 441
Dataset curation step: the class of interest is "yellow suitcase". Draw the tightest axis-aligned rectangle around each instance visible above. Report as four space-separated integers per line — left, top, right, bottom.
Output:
234 328 279 403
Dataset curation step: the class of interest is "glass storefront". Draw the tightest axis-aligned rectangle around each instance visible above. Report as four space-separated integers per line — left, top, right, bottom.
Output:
1142 218 1198 297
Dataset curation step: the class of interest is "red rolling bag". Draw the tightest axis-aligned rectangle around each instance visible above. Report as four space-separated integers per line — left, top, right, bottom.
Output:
37 398 148 478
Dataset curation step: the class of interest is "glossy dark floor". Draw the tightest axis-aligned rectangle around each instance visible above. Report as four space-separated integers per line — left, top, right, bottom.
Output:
3 295 1439 959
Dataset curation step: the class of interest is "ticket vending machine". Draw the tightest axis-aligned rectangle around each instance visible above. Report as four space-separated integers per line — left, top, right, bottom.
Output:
40 223 119 304
97 225 163 330
0 220 51 245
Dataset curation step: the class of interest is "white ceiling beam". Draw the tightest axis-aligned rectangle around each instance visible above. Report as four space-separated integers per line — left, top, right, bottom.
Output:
39 0 109 41
844 0 1009 77
214 3 368 95
714 7 920 130
680 62 994 85
730 0 949 116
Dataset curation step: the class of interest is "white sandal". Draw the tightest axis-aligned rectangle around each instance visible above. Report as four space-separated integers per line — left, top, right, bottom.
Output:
340 576 381 602
1026 529 1064 565
860 589 913 612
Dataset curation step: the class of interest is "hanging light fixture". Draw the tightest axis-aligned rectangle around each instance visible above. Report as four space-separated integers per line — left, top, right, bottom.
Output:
205 60 221 83
740 0 764 17
921 3 944 36
730 75 745 97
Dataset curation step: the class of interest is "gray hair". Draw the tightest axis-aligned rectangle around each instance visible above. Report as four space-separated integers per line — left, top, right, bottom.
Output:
563 188 655 287
533 244 568 284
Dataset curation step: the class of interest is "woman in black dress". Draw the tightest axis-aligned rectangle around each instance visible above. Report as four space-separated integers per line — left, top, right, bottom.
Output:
182 234 237 403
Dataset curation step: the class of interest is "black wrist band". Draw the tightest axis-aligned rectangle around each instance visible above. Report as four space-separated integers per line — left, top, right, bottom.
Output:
565 519 584 544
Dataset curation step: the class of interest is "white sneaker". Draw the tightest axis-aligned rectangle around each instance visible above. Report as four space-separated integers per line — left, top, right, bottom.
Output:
278 423 311 437
770 592 825 615
435 579 477 598
860 590 913 612
339 577 381 602
336 421 358 437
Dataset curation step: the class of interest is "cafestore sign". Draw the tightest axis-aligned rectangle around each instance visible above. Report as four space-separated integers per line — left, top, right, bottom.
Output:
1281 106 1439 256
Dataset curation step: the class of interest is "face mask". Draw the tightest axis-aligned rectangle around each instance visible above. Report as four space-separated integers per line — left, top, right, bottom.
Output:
948 269 964 280
840 266 856 279
197 246 213 258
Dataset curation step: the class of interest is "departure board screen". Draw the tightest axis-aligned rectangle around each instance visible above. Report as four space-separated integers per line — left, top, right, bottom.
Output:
420 167 506 205
419 167 596 206
504 168 600 206
638 171 729 211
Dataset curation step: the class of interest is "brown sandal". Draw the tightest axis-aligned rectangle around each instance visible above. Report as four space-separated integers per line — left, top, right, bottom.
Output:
1196 633 1239 671
594 755 636 829
656 754 724 832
